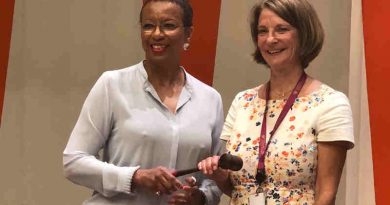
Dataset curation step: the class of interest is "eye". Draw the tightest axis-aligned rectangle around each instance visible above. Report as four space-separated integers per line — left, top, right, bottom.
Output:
257 28 268 35
275 26 290 33
142 23 155 31
162 23 178 31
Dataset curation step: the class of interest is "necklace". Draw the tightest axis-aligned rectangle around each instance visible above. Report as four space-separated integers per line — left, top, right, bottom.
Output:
271 87 294 98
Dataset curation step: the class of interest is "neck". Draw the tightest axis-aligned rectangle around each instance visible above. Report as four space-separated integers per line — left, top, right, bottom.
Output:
269 65 304 98
144 60 185 87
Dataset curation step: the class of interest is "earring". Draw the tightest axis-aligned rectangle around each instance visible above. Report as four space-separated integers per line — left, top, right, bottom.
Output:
183 43 190 51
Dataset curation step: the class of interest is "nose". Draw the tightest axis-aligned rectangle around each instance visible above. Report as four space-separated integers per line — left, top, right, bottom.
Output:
266 32 277 44
151 26 164 39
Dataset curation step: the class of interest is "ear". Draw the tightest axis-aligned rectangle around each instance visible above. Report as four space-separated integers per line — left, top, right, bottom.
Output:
185 26 194 43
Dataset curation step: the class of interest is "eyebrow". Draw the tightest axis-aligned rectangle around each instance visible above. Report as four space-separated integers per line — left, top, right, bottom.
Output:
141 18 179 23
258 23 291 27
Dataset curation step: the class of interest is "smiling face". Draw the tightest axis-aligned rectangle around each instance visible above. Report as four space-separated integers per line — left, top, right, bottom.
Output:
257 8 300 70
140 1 192 65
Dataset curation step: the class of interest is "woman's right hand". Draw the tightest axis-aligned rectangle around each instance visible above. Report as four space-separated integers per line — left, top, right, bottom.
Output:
198 156 234 196
132 166 183 195
197 156 229 183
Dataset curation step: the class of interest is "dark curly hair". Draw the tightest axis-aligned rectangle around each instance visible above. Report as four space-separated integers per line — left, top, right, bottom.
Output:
140 0 193 28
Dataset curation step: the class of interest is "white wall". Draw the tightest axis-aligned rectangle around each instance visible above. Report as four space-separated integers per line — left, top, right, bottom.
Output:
0 1 143 204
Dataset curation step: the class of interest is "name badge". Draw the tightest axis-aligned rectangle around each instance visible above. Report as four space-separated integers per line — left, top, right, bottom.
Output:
249 192 265 205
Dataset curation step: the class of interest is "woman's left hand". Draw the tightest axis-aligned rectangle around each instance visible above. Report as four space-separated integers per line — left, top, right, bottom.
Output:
168 176 205 205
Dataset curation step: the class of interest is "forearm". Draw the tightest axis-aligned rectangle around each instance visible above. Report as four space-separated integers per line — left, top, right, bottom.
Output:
215 178 233 197
199 172 233 199
315 142 348 205
63 152 139 197
314 189 336 205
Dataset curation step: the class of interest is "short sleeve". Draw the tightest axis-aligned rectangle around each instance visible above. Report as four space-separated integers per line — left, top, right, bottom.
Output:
220 92 242 141
316 91 355 149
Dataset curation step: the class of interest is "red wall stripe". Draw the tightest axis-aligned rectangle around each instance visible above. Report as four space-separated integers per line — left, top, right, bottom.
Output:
180 0 222 86
0 0 15 124
362 0 390 204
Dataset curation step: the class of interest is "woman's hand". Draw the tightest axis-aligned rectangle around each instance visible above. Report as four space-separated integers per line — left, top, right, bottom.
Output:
198 156 233 196
198 156 229 182
132 166 183 195
168 176 205 205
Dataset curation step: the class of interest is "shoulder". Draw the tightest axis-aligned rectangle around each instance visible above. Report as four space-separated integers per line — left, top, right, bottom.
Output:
315 84 354 149
185 72 222 101
233 86 261 103
100 62 143 82
317 84 351 107
94 62 146 91
315 84 353 127
223 86 261 111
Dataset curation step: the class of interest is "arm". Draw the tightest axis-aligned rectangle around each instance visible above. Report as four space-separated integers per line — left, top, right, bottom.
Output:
314 92 355 204
63 72 139 197
198 91 243 197
315 141 348 205
63 72 182 197
197 92 225 204
204 91 243 197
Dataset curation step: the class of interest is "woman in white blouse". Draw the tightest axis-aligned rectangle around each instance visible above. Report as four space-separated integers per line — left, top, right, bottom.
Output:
63 0 223 204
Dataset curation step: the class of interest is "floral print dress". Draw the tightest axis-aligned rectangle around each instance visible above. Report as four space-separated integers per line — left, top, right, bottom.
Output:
220 84 354 205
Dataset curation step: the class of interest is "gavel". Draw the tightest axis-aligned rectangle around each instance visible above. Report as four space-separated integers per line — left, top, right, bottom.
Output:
173 153 243 177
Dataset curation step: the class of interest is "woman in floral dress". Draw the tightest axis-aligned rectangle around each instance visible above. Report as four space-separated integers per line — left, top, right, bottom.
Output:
197 0 354 204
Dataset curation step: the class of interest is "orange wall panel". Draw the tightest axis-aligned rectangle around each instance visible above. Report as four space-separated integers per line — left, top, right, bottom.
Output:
362 0 390 204
180 0 222 86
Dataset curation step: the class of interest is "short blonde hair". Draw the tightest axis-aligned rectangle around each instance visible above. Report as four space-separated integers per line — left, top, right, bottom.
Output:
250 0 324 68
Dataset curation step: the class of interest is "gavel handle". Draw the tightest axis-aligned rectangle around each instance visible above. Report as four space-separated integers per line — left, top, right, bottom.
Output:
173 168 199 177
172 153 243 177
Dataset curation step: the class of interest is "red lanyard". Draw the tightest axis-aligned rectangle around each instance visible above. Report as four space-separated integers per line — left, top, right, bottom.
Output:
257 73 307 171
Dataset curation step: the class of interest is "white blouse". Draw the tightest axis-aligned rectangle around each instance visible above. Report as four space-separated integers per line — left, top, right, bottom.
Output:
63 61 224 205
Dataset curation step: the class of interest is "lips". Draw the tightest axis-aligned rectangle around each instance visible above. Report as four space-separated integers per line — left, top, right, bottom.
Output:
151 44 167 53
267 49 285 55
